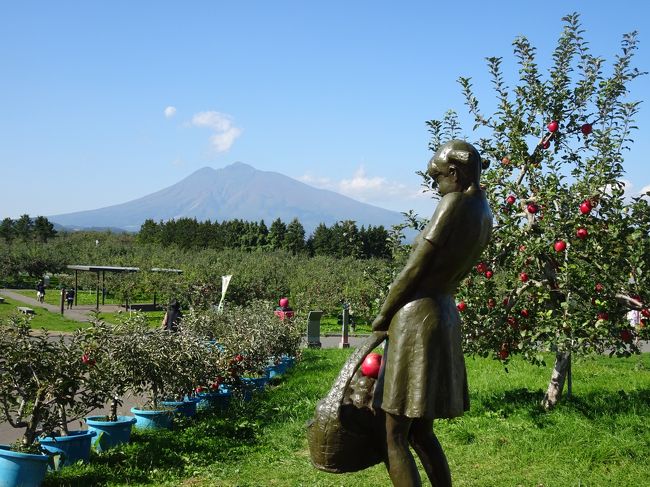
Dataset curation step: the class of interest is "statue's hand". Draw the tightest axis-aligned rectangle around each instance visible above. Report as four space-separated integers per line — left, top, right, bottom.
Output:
372 330 388 341
371 314 389 332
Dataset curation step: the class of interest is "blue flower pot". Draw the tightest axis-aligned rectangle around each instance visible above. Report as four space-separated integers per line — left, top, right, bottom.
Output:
85 416 136 452
160 399 197 418
281 355 296 369
0 445 49 487
130 407 174 430
242 376 268 391
267 361 288 378
196 390 232 411
182 397 200 417
39 430 96 467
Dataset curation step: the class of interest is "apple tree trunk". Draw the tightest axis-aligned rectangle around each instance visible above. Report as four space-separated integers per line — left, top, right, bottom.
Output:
541 351 572 410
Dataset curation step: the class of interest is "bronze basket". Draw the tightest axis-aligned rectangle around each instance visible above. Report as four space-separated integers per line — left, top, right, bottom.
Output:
307 333 386 473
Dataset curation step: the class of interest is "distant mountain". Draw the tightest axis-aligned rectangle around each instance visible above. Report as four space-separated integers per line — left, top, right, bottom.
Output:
49 162 406 234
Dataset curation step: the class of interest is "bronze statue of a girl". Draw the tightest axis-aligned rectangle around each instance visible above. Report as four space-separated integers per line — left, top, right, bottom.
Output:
309 140 492 486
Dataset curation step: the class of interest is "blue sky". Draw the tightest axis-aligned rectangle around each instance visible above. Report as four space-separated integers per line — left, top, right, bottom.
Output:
1 1 649 221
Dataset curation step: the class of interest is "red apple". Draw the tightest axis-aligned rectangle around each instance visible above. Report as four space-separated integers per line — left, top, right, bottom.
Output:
547 120 559 132
279 297 289 308
361 353 383 378
595 283 604 293
620 329 632 343
597 312 609 321
498 346 509 360
476 262 488 274
457 301 467 312
554 240 567 252
581 123 593 135
579 200 593 215
527 203 539 214
485 270 493 279
520 309 530 318
641 309 650 318
519 245 526 252
488 298 496 309
235 354 244 362
506 195 516 205
576 228 588 239
502 297 510 306
507 316 518 329
81 353 95 366
502 156 511 165
195 386 205 394
520 272 529 283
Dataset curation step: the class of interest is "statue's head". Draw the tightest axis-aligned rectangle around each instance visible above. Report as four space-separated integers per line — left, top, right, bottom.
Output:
427 140 482 194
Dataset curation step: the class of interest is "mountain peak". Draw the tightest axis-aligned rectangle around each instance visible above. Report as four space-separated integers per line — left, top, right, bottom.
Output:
224 161 255 172
49 163 405 233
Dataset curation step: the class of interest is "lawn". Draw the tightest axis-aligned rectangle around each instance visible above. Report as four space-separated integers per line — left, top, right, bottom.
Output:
319 315 371 334
44 349 650 486
0 295 88 332
14 289 144 307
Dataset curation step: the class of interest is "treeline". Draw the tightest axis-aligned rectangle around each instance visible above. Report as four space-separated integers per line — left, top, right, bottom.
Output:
138 217 392 259
0 215 57 243
0 230 397 319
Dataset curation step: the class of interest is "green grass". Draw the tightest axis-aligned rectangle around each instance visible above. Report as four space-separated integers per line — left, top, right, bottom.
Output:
0 296 88 332
320 315 371 334
43 350 650 486
15 289 127 307
14 289 158 308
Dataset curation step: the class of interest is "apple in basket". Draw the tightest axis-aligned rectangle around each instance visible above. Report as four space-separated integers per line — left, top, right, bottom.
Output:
361 353 383 379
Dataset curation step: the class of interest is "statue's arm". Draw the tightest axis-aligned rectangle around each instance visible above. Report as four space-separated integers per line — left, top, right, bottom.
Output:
371 193 460 331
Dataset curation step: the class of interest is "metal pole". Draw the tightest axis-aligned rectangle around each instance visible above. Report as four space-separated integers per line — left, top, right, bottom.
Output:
339 303 350 349
74 270 78 306
96 271 100 310
567 354 572 398
60 287 65 315
102 270 106 305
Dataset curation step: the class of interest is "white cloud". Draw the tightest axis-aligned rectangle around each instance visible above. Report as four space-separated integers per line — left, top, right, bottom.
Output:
299 165 429 214
164 106 177 118
191 111 242 152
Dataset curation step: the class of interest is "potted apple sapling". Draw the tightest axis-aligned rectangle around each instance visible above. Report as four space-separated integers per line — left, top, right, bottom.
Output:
80 320 139 451
0 317 106 482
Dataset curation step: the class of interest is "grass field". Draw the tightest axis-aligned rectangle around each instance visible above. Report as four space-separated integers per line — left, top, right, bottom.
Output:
14 289 143 307
319 315 371 334
44 349 650 486
0 295 88 332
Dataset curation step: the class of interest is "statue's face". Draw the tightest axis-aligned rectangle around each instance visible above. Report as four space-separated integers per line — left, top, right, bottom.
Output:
429 158 462 195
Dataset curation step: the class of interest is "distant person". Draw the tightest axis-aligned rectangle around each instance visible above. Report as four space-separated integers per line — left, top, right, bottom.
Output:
66 288 75 309
161 299 182 331
36 280 45 304
275 297 295 320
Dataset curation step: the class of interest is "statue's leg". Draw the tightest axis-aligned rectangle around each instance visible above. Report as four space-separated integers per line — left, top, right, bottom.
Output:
385 412 421 487
408 417 451 487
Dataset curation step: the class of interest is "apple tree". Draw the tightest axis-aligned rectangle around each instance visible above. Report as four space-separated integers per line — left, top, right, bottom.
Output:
426 13 649 409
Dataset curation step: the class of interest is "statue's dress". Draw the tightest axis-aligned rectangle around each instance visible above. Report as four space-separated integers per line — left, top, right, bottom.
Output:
373 190 492 419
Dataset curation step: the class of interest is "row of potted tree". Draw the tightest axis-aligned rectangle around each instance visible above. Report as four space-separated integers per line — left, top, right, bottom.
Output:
0 301 302 487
